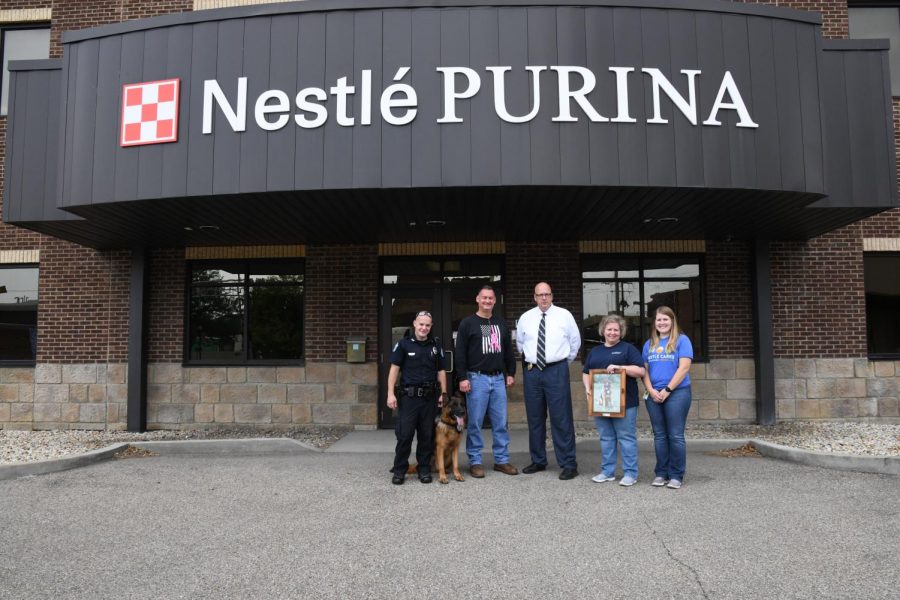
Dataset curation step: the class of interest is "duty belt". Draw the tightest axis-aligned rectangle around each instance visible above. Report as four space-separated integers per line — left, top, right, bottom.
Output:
404 383 436 397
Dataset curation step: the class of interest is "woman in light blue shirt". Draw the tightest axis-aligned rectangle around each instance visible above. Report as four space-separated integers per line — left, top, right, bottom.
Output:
642 306 693 489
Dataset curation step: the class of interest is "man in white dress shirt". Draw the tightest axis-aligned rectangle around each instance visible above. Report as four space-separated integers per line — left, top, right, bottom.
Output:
516 282 582 480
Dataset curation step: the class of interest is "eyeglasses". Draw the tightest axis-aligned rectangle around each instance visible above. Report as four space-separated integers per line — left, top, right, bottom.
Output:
415 311 432 318
535 293 552 298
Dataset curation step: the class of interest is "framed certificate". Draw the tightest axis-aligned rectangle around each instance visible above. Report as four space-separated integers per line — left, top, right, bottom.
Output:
587 369 627 418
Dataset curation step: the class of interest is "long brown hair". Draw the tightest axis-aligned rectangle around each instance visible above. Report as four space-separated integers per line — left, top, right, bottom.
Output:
649 306 681 354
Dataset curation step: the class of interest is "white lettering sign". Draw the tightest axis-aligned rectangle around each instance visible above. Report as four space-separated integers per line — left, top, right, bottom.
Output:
200 66 759 134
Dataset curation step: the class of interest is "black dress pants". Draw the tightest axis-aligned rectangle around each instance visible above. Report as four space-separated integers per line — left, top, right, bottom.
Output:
392 392 437 476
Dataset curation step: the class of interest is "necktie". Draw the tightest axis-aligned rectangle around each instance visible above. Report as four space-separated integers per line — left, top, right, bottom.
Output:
536 312 546 370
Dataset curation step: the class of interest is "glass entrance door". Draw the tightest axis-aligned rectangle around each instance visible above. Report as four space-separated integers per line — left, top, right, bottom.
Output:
378 257 504 428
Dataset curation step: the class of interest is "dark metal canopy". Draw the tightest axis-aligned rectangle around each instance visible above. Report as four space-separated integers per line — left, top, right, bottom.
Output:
3 0 896 248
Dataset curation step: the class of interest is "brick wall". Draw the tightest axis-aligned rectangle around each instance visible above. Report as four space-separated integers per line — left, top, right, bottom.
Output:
148 248 184 362
771 225 868 358
304 244 378 362
505 241 582 330
730 0 848 38
706 241 754 358
48 0 192 58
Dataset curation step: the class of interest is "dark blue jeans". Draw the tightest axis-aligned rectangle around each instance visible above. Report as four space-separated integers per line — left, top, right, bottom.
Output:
523 360 577 470
644 386 692 481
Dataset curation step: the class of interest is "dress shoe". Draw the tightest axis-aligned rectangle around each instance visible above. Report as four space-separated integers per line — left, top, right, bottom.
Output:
522 463 547 474
418 473 433 484
469 464 485 478
391 474 404 485
493 463 519 475
559 469 579 480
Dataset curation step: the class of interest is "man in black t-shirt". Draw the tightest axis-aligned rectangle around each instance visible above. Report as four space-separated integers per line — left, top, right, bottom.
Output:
455 286 518 478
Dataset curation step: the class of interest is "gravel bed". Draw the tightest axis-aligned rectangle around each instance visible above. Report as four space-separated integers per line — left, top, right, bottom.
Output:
576 421 900 456
1 421 898 465
0 426 351 465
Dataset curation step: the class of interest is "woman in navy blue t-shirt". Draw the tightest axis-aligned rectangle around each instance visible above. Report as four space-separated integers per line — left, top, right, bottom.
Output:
582 314 645 486
642 306 693 489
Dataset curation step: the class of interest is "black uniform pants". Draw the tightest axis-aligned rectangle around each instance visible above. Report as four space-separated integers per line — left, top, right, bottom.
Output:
392 391 438 476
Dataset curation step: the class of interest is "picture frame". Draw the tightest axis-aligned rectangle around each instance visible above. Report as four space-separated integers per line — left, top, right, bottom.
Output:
587 369 627 418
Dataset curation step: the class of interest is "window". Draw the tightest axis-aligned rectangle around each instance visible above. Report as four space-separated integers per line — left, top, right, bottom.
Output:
0 265 38 364
864 253 900 357
187 261 304 364
1 25 50 115
582 256 705 359
849 3 900 96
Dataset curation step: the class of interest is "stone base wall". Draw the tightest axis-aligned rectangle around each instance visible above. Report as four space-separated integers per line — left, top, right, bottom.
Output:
1 358 898 429
774 358 899 419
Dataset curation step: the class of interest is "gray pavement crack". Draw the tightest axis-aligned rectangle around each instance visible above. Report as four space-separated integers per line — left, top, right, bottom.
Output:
641 514 710 600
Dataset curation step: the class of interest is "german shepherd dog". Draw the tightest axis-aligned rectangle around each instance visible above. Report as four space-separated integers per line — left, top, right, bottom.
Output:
408 394 467 484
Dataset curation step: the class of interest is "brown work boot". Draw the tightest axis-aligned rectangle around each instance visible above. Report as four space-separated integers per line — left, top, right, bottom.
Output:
469 464 485 478
493 463 519 475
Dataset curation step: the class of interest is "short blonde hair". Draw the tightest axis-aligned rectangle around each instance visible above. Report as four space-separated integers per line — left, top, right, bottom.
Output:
599 314 627 339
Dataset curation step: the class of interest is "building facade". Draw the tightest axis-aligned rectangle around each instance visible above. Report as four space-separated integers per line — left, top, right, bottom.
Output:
0 0 898 431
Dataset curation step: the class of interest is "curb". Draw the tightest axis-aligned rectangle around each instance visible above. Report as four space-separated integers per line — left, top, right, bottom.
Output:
749 439 899 476
131 438 319 455
0 442 130 481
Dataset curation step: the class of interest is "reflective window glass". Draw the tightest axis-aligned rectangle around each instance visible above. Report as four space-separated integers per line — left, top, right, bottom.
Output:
864 254 900 356
2 27 50 115
0 265 38 362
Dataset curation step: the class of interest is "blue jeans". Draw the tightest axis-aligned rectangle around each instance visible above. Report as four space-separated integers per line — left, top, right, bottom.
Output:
644 386 692 480
593 405 638 479
465 372 511 465
523 361 576 470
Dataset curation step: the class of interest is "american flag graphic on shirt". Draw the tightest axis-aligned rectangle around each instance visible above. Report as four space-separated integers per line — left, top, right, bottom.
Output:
481 323 502 354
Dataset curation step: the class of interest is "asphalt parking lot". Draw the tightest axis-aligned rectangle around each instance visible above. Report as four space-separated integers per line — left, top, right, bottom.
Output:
1 446 897 600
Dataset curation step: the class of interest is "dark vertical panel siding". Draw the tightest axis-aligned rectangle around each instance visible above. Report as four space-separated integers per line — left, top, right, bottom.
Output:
642 9 677 187
114 35 144 202
71 40 100 206
186 22 217 196
846 53 885 205
797 28 823 193
295 12 326 189
211 19 244 195
352 10 382 188
161 25 194 198
820 51 851 205
136 28 168 200
43 69 63 220
382 10 412 188
527 7 559 185
584 7 619 185
410 9 441 187
556 7 590 186
265 15 298 191
239 17 271 193
440 9 471 186
722 15 756 189
92 36 121 205
772 20 804 191
323 12 354 188
497 8 530 185
745 17 780 190
6 71 28 220
469 7 501 186
696 12 729 188
58 50 78 208
614 8 647 186
668 10 703 186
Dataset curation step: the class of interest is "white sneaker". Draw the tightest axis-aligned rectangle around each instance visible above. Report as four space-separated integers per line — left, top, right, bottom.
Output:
666 479 682 489
592 473 616 483
619 475 637 486
651 477 668 487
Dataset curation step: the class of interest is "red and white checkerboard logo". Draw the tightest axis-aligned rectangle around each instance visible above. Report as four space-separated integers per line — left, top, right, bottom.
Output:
120 78 180 147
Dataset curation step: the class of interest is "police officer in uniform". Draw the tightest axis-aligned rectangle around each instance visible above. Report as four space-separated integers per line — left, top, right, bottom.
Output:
387 310 448 484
